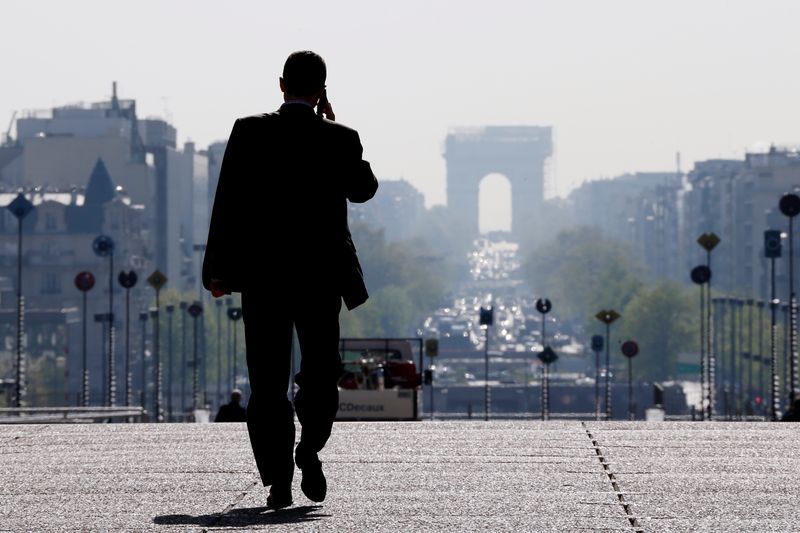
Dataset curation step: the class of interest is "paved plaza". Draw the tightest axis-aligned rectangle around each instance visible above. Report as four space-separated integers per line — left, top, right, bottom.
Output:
0 421 798 531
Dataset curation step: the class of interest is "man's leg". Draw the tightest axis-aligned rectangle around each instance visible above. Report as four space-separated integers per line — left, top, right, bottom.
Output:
241 292 296 488
293 292 342 460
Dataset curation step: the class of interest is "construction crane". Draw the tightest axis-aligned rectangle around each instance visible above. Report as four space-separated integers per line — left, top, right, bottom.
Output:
3 111 16 146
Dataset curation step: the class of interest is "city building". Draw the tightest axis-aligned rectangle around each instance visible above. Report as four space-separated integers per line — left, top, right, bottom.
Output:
0 83 207 291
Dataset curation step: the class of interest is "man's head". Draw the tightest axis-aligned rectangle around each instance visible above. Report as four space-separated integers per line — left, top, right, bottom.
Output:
231 388 243 404
280 51 326 102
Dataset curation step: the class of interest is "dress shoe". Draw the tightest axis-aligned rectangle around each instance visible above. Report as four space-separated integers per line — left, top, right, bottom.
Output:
296 453 327 503
266 485 293 510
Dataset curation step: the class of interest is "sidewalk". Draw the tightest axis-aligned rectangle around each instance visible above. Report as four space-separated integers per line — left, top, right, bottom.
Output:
0 421 798 531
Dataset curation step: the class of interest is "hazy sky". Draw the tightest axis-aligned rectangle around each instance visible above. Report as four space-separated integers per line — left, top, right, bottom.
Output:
3 1 800 215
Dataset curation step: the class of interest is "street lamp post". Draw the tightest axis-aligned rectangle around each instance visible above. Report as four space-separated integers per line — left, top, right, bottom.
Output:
757 300 766 412
227 307 242 391
479 306 494 421
139 312 148 411
697 232 720 420
7 193 34 408
779 193 800 405
535 299 553 421
765 229 782 421
216 299 223 409
596 310 621 420
166 304 175 421
621 340 640 420
74 272 95 407
149 308 158 416
188 302 204 410
147 271 167 422
118 271 138 409
691 265 712 420
92 235 116 407
180 301 188 414
591 335 604 421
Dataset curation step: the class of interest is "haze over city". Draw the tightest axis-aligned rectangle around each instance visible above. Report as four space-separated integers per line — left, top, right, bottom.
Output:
3 0 800 217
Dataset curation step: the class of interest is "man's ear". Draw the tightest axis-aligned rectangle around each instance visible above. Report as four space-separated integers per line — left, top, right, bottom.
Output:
279 77 286 93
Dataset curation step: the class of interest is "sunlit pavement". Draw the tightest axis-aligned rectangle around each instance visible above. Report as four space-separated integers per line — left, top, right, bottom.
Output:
1 421 799 532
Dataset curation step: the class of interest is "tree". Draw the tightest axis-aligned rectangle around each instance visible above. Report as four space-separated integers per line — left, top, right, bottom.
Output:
523 226 643 323
617 281 698 381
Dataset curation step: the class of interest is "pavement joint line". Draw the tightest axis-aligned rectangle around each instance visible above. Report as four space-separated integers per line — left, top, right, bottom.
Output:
582 422 644 533
203 478 259 531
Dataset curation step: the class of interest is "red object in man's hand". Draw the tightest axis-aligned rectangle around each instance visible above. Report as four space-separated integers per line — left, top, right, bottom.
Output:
209 279 229 298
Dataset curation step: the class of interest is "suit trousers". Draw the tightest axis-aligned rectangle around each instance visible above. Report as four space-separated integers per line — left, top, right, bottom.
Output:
241 285 343 487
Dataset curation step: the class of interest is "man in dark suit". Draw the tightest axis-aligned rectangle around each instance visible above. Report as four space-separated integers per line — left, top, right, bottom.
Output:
202 50 378 509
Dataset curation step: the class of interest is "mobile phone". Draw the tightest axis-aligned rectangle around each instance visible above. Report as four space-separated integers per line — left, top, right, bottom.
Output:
316 90 328 117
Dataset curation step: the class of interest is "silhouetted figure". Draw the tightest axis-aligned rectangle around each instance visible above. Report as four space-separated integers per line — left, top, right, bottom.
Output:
203 50 378 510
781 398 800 421
215 389 247 422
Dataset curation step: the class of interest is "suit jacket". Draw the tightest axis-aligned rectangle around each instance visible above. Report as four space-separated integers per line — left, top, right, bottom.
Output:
202 103 379 310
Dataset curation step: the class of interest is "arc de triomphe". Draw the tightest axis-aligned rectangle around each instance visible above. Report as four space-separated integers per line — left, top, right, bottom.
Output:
444 126 552 236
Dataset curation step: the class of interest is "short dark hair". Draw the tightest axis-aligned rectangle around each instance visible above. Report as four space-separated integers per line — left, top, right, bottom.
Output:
282 51 326 97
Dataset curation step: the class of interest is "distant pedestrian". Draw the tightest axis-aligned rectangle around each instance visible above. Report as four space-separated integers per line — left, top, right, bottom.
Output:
215 389 247 423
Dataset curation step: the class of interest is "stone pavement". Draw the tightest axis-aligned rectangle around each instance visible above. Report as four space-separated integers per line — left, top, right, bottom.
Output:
0 421 798 531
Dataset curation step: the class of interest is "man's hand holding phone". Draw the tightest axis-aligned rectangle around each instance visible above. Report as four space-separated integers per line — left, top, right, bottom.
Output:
317 90 335 121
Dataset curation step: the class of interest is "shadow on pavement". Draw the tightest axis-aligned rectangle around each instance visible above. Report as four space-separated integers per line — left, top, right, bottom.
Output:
154 505 328 527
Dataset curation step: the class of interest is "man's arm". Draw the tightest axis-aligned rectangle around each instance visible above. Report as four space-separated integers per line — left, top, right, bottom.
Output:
343 130 378 204
203 119 246 293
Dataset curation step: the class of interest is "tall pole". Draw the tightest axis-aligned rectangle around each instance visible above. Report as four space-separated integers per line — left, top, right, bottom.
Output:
479 305 493 422
153 290 162 422
595 310 620 420
180 301 188 413
758 300 765 413
108 250 115 407
15 216 24 407
730 298 737 420
216 299 222 409
691 265 711 420
484 325 490 421
780 193 800 405
232 315 238 389
738 299 745 419
82 291 89 406
8 194 34 408
605 322 611 420
139 312 148 412
226 298 233 389
148 308 157 416
698 233 720 420
189 302 203 411
124 285 131 408
628 356 633 420
783 304 790 404
594 346 601 421
541 312 546 421
791 215 798 404
117 271 137 410
700 282 705 420
166 304 175 421
193 312 199 410
747 299 754 415
75 272 96 408
771 257 780 421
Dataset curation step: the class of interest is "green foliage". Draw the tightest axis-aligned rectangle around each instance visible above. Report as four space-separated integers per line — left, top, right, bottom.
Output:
342 224 449 337
523 226 643 323
617 281 699 381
